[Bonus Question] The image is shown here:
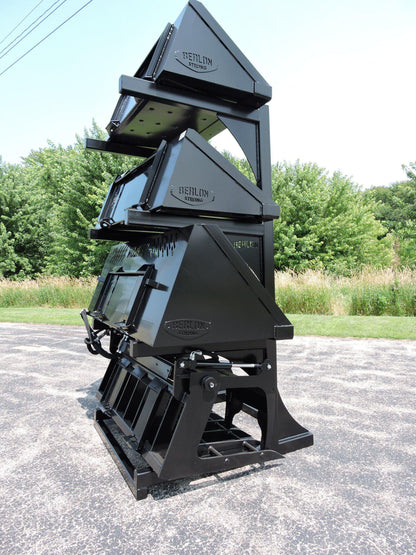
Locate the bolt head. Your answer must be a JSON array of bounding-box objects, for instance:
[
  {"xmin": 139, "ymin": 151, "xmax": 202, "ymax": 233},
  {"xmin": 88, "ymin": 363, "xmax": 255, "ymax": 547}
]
[
  {"xmin": 179, "ymin": 362, "xmax": 185, "ymax": 368},
  {"xmin": 202, "ymin": 376, "xmax": 217, "ymax": 391}
]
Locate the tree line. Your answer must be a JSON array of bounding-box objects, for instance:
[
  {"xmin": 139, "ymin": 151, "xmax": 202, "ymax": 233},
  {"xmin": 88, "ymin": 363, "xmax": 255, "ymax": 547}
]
[{"xmin": 1, "ymin": 122, "xmax": 415, "ymax": 279}]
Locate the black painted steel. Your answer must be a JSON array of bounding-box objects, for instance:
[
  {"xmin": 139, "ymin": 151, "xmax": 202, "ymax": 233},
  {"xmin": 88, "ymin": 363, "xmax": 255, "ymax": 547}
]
[
  {"xmin": 88, "ymin": 225, "xmax": 293, "ymax": 353},
  {"xmin": 96, "ymin": 129, "xmax": 278, "ymax": 225},
  {"xmin": 135, "ymin": 0, "xmax": 271, "ymax": 107},
  {"xmin": 91, "ymin": 76, "xmax": 273, "ymax": 191},
  {"xmin": 82, "ymin": 1, "xmax": 313, "ymax": 499}
]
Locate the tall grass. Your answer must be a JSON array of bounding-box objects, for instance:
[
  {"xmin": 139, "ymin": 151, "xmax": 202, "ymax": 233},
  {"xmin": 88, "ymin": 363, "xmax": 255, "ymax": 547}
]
[
  {"xmin": 275, "ymin": 268, "xmax": 416, "ymax": 316},
  {"xmin": 0, "ymin": 276, "xmax": 96, "ymax": 308},
  {"xmin": 1, "ymin": 270, "xmax": 415, "ymax": 317}
]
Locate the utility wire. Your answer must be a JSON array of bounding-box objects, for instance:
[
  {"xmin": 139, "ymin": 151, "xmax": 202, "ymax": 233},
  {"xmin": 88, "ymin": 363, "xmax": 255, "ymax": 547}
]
[
  {"xmin": 0, "ymin": 0, "xmax": 45, "ymax": 46},
  {"xmin": 0, "ymin": 0, "xmax": 61, "ymax": 56},
  {"xmin": 0, "ymin": 0, "xmax": 94, "ymax": 78},
  {"xmin": 0, "ymin": 0, "xmax": 68, "ymax": 60}
]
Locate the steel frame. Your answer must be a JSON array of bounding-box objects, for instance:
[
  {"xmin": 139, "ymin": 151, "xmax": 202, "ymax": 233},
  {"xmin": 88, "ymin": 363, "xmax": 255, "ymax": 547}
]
[{"xmin": 82, "ymin": 0, "xmax": 313, "ymax": 499}]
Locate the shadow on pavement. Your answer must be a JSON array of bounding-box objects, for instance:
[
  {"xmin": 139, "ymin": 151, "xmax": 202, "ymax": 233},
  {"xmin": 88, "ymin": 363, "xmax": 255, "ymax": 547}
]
[
  {"xmin": 76, "ymin": 379, "xmax": 101, "ymax": 419},
  {"xmin": 149, "ymin": 461, "xmax": 282, "ymax": 501}
]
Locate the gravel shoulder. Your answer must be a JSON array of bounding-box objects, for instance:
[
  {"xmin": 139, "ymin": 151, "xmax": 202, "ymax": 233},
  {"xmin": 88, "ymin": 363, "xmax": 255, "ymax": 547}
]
[{"xmin": 0, "ymin": 323, "xmax": 415, "ymax": 554}]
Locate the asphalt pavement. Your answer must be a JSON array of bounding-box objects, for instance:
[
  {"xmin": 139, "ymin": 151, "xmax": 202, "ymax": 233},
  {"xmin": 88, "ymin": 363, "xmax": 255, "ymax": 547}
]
[{"xmin": 0, "ymin": 322, "xmax": 415, "ymax": 554}]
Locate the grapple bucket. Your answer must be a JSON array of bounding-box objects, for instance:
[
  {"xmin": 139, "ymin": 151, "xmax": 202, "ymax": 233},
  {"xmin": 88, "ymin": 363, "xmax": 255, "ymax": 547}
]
[
  {"xmin": 135, "ymin": 0, "xmax": 271, "ymax": 108},
  {"xmin": 95, "ymin": 128, "xmax": 278, "ymax": 227},
  {"xmin": 88, "ymin": 224, "xmax": 292, "ymax": 354}
]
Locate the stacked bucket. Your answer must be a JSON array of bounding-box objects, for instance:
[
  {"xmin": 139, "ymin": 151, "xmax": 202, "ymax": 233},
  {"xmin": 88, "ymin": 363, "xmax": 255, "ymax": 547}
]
[{"xmin": 82, "ymin": 0, "xmax": 312, "ymax": 499}]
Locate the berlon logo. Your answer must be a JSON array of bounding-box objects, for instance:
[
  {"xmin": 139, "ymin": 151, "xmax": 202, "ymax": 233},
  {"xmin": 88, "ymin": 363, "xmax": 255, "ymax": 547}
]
[
  {"xmin": 164, "ymin": 319, "xmax": 212, "ymax": 339},
  {"xmin": 170, "ymin": 185, "xmax": 215, "ymax": 206},
  {"xmin": 174, "ymin": 50, "xmax": 218, "ymax": 73}
]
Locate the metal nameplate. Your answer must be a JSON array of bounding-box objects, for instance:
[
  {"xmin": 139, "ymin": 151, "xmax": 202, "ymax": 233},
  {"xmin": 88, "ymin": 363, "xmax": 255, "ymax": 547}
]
[
  {"xmin": 174, "ymin": 50, "xmax": 218, "ymax": 73},
  {"xmin": 163, "ymin": 319, "xmax": 212, "ymax": 339},
  {"xmin": 170, "ymin": 185, "xmax": 215, "ymax": 206}
]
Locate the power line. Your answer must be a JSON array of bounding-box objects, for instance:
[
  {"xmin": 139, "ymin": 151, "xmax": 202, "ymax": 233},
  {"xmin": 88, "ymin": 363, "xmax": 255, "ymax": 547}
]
[
  {"xmin": 0, "ymin": 0, "xmax": 45, "ymax": 46},
  {"xmin": 0, "ymin": 0, "xmax": 61, "ymax": 56},
  {"xmin": 0, "ymin": 0, "xmax": 68, "ymax": 60},
  {"xmin": 0, "ymin": 0, "xmax": 94, "ymax": 78}
]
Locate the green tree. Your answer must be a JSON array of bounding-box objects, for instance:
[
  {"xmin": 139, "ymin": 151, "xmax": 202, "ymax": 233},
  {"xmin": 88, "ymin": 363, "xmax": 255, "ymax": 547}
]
[
  {"xmin": 45, "ymin": 122, "xmax": 139, "ymax": 276},
  {"xmin": 21, "ymin": 122, "xmax": 140, "ymax": 277},
  {"xmin": 365, "ymin": 180, "xmax": 416, "ymax": 233},
  {"xmin": 0, "ymin": 163, "xmax": 51, "ymax": 278},
  {"xmin": 365, "ymin": 165, "xmax": 416, "ymax": 267},
  {"xmin": 0, "ymin": 122, "xmax": 140, "ymax": 279},
  {"xmin": 271, "ymin": 161, "xmax": 393, "ymax": 273},
  {"xmin": 0, "ymin": 222, "xmax": 17, "ymax": 276}
]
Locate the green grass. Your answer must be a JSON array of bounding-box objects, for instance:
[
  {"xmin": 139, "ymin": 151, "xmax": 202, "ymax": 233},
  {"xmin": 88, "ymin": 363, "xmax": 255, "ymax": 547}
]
[
  {"xmin": 2, "ymin": 271, "xmax": 415, "ymax": 316},
  {"xmin": 0, "ymin": 308, "xmax": 414, "ymax": 340},
  {"xmin": 0, "ymin": 277, "xmax": 95, "ymax": 308},
  {"xmin": 288, "ymin": 314, "xmax": 416, "ymax": 340},
  {"xmin": 275, "ymin": 268, "xmax": 416, "ymax": 317},
  {"xmin": 0, "ymin": 273, "xmax": 414, "ymax": 339},
  {"xmin": 0, "ymin": 308, "xmax": 83, "ymax": 326}
]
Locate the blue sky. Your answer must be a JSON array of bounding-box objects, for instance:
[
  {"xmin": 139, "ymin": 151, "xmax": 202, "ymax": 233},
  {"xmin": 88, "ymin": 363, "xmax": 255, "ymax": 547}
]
[{"xmin": 0, "ymin": 0, "xmax": 415, "ymax": 188}]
